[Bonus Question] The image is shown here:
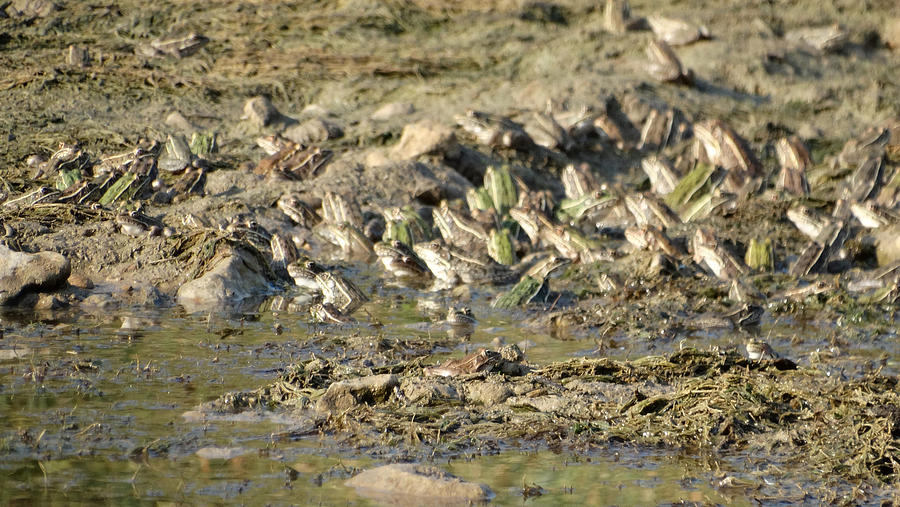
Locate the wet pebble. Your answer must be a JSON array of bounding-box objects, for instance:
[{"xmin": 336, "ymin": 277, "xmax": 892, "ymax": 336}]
[
  {"xmin": 195, "ymin": 447, "xmax": 250, "ymax": 461},
  {"xmin": 67, "ymin": 272, "xmax": 94, "ymax": 290}
]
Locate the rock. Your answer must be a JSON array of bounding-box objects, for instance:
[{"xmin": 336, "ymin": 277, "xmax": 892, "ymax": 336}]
[
  {"xmin": 165, "ymin": 111, "xmax": 197, "ymax": 134},
  {"xmin": 465, "ymin": 380, "xmax": 513, "ymax": 406},
  {"xmin": 0, "ymin": 347, "xmax": 31, "ymax": 361},
  {"xmin": 80, "ymin": 293, "xmax": 117, "ymax": 310},
  {"xmin": 0, "ymin": 245, "xmax": 70, "ymax": 305},
  {"xmin": 283, "ymin": 117, "xmax": 343, "ymax": 145},
  {"xmin": 401, "ymin": 379, "xmax": 461, "ymax": 405},
  {"xmin": 34, "ymin": 294, "xmax": 68, "ymax": 310},
  {"xmin": 874, "ymin": 225, "xmax": 900, "ymax": 266},
  {"xmin": 316, "ymin": 374, "xmax": 399, "ymax": 413},
  {"xmin": 300, "ymin": 104, "xmax": 330, "ymax": 117},
  {"xmin": 346, "ymin": 463, "xmax": 492, "ymax": 505},
  {"xmin": 507, "ymin": 394, "xmax": 569, "ymax": 413},
  {"xmin": 884, "ymin": 17, "xmax": 900, "ymax": 50},
  {"xmin": 241, "ymin": 96, "xmax": 295, "ymax": 128},
  {"xmin": 176, "ymin": 246, "xmax": 275, "ymax": 312},
  {"xmin": 195, "ymin": 447, "xmax": 249, "ymax": 460},
  {"xmin": 750, "ymin": 17, "xmax": 776, "ymax": 39},
  {"xmin": 371, "ymin": 102, "xmax": 415, "ymax": 121},
  {"xmin": 8, "ymin": 0, "xmax": 58, "ymax": 18},
  {"xmin": 67, "ymin": 272, "xmax": 94, "ymax": 289},
  {"xmin": 120, "ymin": 316, "xmax": 156, "ymax": 331},
  {"xmin": 363, "ymin": 148, "xmax": 392, "ymax": 168},
  {"xmin": 391, "ymin": 120, "xmax": 460, "ymax": 160}
]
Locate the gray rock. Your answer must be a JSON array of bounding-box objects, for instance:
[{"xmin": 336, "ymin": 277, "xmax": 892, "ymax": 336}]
[
  {"xmin": 464, "ymin": 380, "xmax": 513, "ymax": 406},
  {"xmin": 886, "ymin": 17, "xmax": 900, "ymax": 50},
  {"xmin": 176, "ymin": 246, "xmax": 274, "ymax": 312},
  {"xmin": 0, "ymin": 245, "xmax": 70, "ymax": 305},
  {"xmin": 316, "ymin": 374, "xmax": 399, "ymax": 413},
  {"xmin": 875, "ymin": 225, "xmax": 900, "ymax": 266},
  {"xmin": 34, "ymin": 294, "xmax": 68, "ymax": 310},
  {"xmin": 401, "ymin": 379, "xmax": 461, "ymax": 405},
  {"xmin": 391, "ymin": 120, "xmax": 460, "ymax": 160},
  {"xmin": 0, "ymin": 347, "xmax": 32, "ymax": 361},
  {"xmin": 195, "ymin": 447, "xmax": 249, "ymax": 460},
  {"xmin": 67, "ymin": 272, "xmax": 94, "ymax": 289},
  {"xmin": 165, "ymin": 111, "xmax": 198, "ymax": 134},
  {"xmin": 240, "ymin": 96, "xmax": 296, "ymax": 129},
  {"xmin": 283, "ymin": 117, "xmax": 343, "ymax": 145},
  {"xmin": 346, "ymin": 463, "xmax": 492, "ymax": 505},
  {"xmin": 507, "ymin": 394, "xmax": 569, "ymax": 413}
]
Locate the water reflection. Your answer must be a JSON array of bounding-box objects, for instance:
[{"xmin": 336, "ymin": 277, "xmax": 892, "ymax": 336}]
[{"xmin": 1, "ymin": 290, "xmax": 899, "ymax": 504}]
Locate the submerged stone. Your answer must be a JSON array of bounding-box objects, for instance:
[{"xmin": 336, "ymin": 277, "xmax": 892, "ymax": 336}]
[
  {"xmin": 195, "ymin": 447, "xmax": 249, "ymax": 460},
  {"xmin": 345, "ymin": 463, "xmax": 492, "ymax": 505}
]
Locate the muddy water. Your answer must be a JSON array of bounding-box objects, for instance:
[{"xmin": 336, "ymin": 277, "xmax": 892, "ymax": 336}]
[
  {"xmin": 0, "ymin": 281, "xmax": 893, "ymax": 505},
  {"xmin": 0, "ymin": 301, "xmax": 744, "ymax": 505}
]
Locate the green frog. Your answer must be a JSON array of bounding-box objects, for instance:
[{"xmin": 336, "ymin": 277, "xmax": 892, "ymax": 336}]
[
  {"xmin": 445, "ymin": 305, "xmax": 477, "ymax": 327},
  {"xmin": 413, "ymin": 240, "xmax": 517, "ymax": 286},
  {"xmin": 455, "ymin": 110, "xmax": 535, "ymax": 151},
  {"xmin": 315, "ymin": 271, "xmax": 369, "ymax": 314},
  {"xmin": 745, "ymin": 339, "xmax": 779, "ymax": 361},
  {"xmin": 277, "ymin": 193, "xmax": 322, "ymax": 228},
  {"xmin": 786, "ymin": 205, "xmax": 831, "ymax": 240},
  {"xmin": 315, "ymin": 222, "xmax": 374, "ymax": 262},
  {"xmin": 373, "ymin": 240, "xmax": 433, "ymax": 280},
  {"xmin": 145, "ymin": 32, "xmax": 209, "ymax": 58},
  {"xmin": 850, "ymin": 202, "xmax": 898, "ymax": 229},
  {"xmin": 287, "ymin": 259, "xmax": 327, "ymax": 290},
  {"xmin": 433, "ymin": 200, "xmax": 489, "ymax": 251},
  {"xmin": 116, "ymin": 210, "xmax": 165, "ymax": 237},
  {"xmin": 310, "ymin": 302, "xmax": 356, "ymax": 324},
  {"xmin": 691, "ymin": 228, "xmax": 748, "ymax": 281}
]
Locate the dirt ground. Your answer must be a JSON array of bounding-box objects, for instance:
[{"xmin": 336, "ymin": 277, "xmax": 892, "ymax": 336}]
[
  {"xmin": 2, "ymin": 0, "xmax": 899, "ymax": 289},
  {"xmin": 2, "ymin": 0, "xmax": 898, "ymax": 164}
]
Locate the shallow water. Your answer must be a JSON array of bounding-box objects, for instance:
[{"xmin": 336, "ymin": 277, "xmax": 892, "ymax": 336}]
[{"xmin": 0, "ymin": 285, "xmax": 896, "ymax": 504}]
